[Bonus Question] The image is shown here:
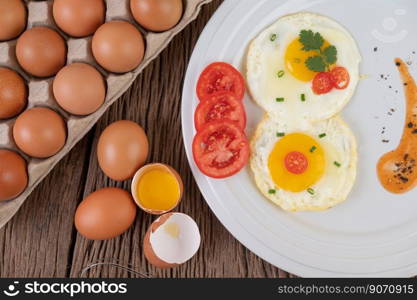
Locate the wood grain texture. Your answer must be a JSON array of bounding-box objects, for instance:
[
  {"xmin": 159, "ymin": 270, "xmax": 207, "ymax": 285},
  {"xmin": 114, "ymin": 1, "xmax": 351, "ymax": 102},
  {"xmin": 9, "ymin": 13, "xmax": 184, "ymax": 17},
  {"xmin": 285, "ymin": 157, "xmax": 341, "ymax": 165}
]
[{"xmin": 0, "ymin": 0, "xmax": 293, "ymax": 278}]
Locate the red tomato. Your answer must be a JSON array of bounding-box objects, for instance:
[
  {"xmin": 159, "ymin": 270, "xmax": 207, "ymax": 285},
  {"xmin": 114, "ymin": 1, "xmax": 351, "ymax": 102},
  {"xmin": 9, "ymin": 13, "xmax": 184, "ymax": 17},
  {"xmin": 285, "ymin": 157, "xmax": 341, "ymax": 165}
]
[
  {"xmin": 330, "ymin": 66, "xmax": 350, "ymax": 89},
  {"xmin": 196, "ymin": 62, "xmax": 245, "ymax": 101},
  {"xmin": 284, "ymin": 151, "xmax": 308, "ymax": 174},
  {"xmin": 192, "ymin": 121, "xmax": 249, "ymax": 178},
  {"xmin": 194, "ymin": 93, "xmax": 246, "ymax": 132},
  {"xmin": 312, "ymin": 72, "xmax": 333, "ymax": 95}
]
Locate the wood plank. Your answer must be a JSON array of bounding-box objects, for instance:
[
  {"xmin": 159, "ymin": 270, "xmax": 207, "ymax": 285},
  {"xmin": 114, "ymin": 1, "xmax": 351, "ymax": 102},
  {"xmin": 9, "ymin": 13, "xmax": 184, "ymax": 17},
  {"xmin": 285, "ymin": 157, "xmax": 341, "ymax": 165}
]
[
  {"xmin": 69, "ymin": 0, "xmax": 288, "ymax": 278},
  {"xmin": 0, "ymin": 134, "xmax": 93, "ymax": 277}
]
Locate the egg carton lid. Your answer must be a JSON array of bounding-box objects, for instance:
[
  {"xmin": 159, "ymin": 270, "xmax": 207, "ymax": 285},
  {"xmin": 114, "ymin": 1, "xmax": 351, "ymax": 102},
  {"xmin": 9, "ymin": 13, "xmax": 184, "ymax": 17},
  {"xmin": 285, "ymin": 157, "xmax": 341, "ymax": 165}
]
[{"xmin": 0, "ymin": 0, "xmax": 212, "ymax": 229}]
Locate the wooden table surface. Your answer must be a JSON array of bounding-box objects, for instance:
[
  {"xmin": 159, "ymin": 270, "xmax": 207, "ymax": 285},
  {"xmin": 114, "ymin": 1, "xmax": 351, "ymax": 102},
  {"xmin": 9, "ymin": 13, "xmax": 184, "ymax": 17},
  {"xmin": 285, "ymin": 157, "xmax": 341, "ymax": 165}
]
[{"xmin": 0, "ymin": 0, "xmax": 294, "ymax": 278}]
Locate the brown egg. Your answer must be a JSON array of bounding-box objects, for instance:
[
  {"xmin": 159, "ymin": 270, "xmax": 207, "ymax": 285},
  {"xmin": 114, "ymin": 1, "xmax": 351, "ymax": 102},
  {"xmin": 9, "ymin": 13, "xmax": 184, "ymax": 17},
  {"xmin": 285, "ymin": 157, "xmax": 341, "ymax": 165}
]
[
  {"xmin": 16, "ymin": 27, "xmax": 67, "ymax": 77},
  {"xmin": 0, "ymin": 68, "xmax": 27, "ymax": 119},
  {"xmin": 0, "ymin": 0, "xmax": 27, "ymax": 41},
  {"xmin": 97, "ymin": 120, "xmax": 148, "ymax": 181},
  {"xmin": 0, "ymin": 149, "xmax": 28, "ymax": 201},
  {"xmin": 53, "ymin": 63, "xmax": 106, "ymax": 115},
  {"xmin": 13, "ymin": 107, "xmax": 67, "ymax": 158},
  {"xmin": 92, "ymin": 21, "xmax": 145, "ymax": 73},
  {"xmin": 53, "ymin": 0, "xmax": 105, "ymax": 38},
  {"xmin": 74, "ymin": 187, "xmax": 137, "ymax": 240},
  {"xmin": 130, "ymin": 0, "xmax": 183, "ymax": 32}
]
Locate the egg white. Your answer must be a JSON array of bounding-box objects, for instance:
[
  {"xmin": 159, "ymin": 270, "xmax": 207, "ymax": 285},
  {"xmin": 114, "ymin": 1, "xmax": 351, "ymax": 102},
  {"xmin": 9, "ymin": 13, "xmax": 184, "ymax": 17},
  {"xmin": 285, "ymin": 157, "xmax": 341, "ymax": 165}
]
[
  {"xmin": 250, "ymin": 115, "xmax": 357, "ymax": 211},
  {"xmin": 246, "ymin": 12, "xmax": 361, "ymax": 122}
]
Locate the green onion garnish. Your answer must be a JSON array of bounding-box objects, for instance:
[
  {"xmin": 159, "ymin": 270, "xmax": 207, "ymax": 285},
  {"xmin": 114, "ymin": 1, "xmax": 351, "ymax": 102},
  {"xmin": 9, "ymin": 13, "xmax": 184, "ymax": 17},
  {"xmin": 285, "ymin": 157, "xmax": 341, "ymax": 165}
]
[
  {"xmin": 301, "ymin": 94, "xmax": 306, "ymax": 102},
  {"xmin": 277, "ymin": 70, "xmax": 285, "ymax": 78},
  {"xmin": 270, "ymin": 34, "xmax": 277, "ymax": 41},
  {"xmin": 276, "ymin": 132, "xmax": 285, "ymax": 137},
  {"xmin": 307, "ymin": 188, "xmax": 315, "ymax": 195},
  {"xmin": 268, "ymin": 189, "xmax": 276, "ymax": 194},
  {"xmin": 276, "ymin": 97, "xmax": 285, "ymax": 102},
  {"xmin": 310, "ymin": 146, "xmax": 317, "ymax": 153},
  {"xmin": 318, "ymin": 133, "xmax": 326, "ymax": 138},
  {"xmin": 334, "ymin": 161, "xmax": 341, "ymax": 167}
]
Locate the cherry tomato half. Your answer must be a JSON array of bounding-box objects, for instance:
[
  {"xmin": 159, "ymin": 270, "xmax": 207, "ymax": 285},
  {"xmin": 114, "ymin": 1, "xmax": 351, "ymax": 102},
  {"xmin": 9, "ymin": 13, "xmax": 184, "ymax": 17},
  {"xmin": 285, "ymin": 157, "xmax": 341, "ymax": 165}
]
[
  {"xmin": 192, "ymin": 121, "xmax": 249, "ymax": 178},
  {"xmin": 330, "ymin": 66, "xmax": 350, "ymax": 89},
  {"xmin": 284, "ymin": 151, "xmax": 308, "ymax": 174},
  {"xmin": 196, "ymin": 62, "xmax": 245, "ymax": 102},
  {"xmin": 312, "ymin": 72, "xmax": 333, "ymax": 95},
  {"xmin": 194, "ymin": 93, "xmax": 246, "ymax": 132}
]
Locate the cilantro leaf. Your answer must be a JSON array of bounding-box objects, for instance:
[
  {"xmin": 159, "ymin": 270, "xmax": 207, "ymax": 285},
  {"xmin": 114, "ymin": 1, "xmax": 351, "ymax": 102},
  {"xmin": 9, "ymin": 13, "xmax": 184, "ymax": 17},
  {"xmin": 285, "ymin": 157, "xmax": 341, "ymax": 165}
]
[
  {"xmin": 323, "ymin": 45, "xmax": 337, "ymax": 64},
  {"xmin": 305, "ymin": 56, "xmax": 326, "ymax": 72},
  {"xmin": 299, "ymin": 29, "xmax": 324, "ymax": 51}
]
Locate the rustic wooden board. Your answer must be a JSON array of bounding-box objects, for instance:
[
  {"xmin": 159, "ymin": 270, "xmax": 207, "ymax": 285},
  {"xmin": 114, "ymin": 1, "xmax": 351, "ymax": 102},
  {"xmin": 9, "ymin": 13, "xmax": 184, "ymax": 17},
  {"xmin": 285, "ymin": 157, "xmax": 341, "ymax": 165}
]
[{"xmin": 0, "ymin": 0, "xmax": 294, "ymax": 278}]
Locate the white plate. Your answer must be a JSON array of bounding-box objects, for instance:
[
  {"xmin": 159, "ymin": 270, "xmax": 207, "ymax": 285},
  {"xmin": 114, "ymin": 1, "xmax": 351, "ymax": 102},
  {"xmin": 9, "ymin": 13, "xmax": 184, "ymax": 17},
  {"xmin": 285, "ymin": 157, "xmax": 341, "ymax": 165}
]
[{"xmin": 181, "ymin": 0, "xmax": 417, "ymax": 277}]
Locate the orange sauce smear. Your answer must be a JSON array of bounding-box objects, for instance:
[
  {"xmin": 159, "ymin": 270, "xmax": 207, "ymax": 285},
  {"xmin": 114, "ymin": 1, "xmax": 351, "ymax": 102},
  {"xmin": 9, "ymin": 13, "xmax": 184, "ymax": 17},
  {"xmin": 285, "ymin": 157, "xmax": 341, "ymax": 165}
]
[{"xmin": 377, "ymin": 58, "xmax": 417, "ymax": 193}]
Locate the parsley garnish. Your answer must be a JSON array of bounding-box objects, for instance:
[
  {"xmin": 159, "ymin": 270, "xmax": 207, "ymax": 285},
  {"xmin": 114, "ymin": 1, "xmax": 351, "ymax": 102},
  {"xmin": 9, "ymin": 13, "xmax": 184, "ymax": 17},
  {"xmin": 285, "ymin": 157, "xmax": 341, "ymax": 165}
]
[
  {"xmin": 276, "ymin": 132, "xmax": 285, "ymax": 137},
  {"xmin": 299, "ymin": 30, "xmax": 337, "ymax": 72},
  {"xmin": 310, "ymin": 145, "xmax": 317, "ymax": 153}
]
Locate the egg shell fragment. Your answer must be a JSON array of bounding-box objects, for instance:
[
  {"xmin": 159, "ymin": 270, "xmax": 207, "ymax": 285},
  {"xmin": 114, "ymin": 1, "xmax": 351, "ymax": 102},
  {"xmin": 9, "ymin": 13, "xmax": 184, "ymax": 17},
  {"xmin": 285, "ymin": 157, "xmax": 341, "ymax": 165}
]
[
  {"xmin": 144, "ymin": 212, "xmax": 201, "ymax": 268},
  {"xmin": 75, "ymin": 187, "xmax": 137, "ymax": 240},
  {"xmin": 131, "ymin": 163, "xmax": 183, "ymax": 215}
]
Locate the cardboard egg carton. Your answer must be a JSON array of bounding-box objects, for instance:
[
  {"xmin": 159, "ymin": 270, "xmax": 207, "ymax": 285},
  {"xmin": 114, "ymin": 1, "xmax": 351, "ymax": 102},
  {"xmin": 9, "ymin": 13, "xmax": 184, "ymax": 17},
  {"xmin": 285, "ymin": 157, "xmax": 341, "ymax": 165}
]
[{"xmin": 0, "ymin": 0, "xmax": 211, "ymax": 228}]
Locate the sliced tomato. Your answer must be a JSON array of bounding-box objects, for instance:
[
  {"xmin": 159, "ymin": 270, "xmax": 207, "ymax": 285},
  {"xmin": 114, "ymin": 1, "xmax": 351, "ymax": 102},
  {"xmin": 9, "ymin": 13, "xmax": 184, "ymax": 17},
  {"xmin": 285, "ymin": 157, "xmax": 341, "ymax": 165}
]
[
  {"xmin": 330, "ymin": 66, "xmax": 350, "ymax": 89},
  {"xmin": 284, "ymin": 151, "xmax": 308, "ymax": 174},
  {"xmin": 196, "ymin": 62, "xmax": 245, "ymax": 102},
  {"xmin": 312, "ymin": 72, "xmax": 333, "ymax": 95},
  {"xmin": 194, "ymin": 93, "xmax": 246, "ymax": 132},
  {"xmin": 192, "ymin": 121, "xmax": 249, "ymax": 178}
]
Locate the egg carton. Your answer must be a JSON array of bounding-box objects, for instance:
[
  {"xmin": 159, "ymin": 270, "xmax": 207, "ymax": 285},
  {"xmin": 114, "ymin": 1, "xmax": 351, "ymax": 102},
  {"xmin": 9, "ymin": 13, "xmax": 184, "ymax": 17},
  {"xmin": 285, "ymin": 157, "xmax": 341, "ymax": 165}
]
[{"xmin": 0, "ymin": 0, "xmax": 212, "ymax": 229}]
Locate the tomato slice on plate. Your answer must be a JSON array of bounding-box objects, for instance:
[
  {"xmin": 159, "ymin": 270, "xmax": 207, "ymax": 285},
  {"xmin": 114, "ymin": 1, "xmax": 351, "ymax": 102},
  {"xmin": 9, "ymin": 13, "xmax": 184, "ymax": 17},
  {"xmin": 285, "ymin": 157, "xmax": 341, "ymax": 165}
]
[
  {"xmin": 196, "ymin": 62, "xmax": 245, "ymax": 101},
  {"xmin": 284, "ymin": 151, "xmax": 308, "ymax": 174},
  {"xmin": 330, "ymin": 66, "xmax": 350, "ymax": 89},
  {"xmin": 192, "ymin": 121, "xmax": 249, "ymax": 178},
  {"xmin": 312, "ymin": 72, "xmax": 333, "ymax": 95},
  {"xmin": 194, "ymin": 93, "xmax": 246, "ymax": 131}
]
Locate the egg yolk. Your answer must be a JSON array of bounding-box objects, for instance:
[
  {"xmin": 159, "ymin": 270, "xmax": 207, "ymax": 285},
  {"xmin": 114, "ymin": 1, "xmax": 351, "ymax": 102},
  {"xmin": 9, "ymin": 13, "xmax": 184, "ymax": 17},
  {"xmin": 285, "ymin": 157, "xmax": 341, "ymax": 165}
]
[
  {"xmin": 137, "ymin": 169, "xmax": 180, "ymax": 211},
  {"xmin": 268, "ymin": 133, "xmax": 325, "ymax": 192},
  {"xmin": 284, "ymin": 38, "xmax": 331, "ymax": 82}
]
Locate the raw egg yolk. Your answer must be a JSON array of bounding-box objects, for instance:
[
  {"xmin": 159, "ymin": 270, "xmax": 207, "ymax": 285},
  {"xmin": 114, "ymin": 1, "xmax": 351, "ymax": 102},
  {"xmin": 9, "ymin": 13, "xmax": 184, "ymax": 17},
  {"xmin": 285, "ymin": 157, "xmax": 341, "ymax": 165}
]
[
  {"xmin": 284, "ymin": 38, "xmax": 331, "ymax": 82},
  {"xmin": 268, "ymin": 133, "xmax": 325, "ymax": 192},
  {"xmin": 138, "ymin": 169, "xmax": 180, "ymax": 211}
]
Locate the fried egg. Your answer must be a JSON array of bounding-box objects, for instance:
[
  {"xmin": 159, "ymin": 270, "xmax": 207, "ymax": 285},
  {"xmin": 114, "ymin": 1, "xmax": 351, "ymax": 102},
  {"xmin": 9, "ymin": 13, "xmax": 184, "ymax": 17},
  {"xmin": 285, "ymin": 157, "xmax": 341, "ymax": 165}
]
[
  {"xmin": 246, "ymin": 12, "xmax": 361, "ymax": 121},
  {"xmin": 250, "ymin": 115, "xmax": 357, "ymax": 211}
]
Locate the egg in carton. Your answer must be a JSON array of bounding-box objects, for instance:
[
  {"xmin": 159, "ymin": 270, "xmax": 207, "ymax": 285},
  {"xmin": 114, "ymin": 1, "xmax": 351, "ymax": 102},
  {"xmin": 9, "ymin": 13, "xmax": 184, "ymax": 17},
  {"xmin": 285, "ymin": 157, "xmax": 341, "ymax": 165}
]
[{"xmin": 0, "ymin": 0, "xmax": 211, "ymax": 228}]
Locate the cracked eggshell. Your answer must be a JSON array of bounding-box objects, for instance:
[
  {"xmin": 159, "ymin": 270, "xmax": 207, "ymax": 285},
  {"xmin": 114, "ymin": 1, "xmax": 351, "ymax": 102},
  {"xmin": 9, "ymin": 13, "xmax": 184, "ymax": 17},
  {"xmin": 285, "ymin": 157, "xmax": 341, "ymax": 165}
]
[
  {"xmin": 131, "ymin": 163, "xmax": 183, "ymax": 215},
  {"xmin": 144, "ymin": 212, "xmax": 201, "ymax": 268}
]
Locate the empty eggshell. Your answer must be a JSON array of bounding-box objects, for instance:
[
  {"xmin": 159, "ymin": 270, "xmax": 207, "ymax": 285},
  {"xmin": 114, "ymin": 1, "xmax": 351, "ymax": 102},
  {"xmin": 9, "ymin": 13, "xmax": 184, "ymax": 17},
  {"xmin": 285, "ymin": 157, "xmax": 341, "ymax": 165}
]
[
  {"xmin": 130, "ymin": 0, "xmax": 183, "ymax": 32},
  {"xmin": 92, "ymin": 21, "xmax": 145, "ymax": 73},
  {"xmin": 0, "ymin": 0, "xmax": 27, "ymax": 41},
  {"xmin": 131, "ymin": 163, "xmax": 183, "ymax": 215},
  {"xmin": 0, "ymin": 67, "xmax": 27, "ymax": 119},
  {"xmin": 97, "ymin": 120, "xmax": 149, "ymax": 181},
  {"xmin": 16, "ymin": 27, "xmax": 67, "ymax": 77},
  {"xmin": 53, "ymin": 0, "xmax": 106, "ymax": 37},
  {"xmin": 0, "ymin": 149, "xmax": 28, "ymax": 201},
  {"xmin": 75, "ymin": 187, "xmax": 137, "ymax": 240},
  {"xmin": 144, "ymin": 212, "xmax": 201, "ymax": 268},
  {"xmin": 13, "ymin": 107, "xmax": 67, "ymax": 158},
  {"xmin": 53, "ymin": 63, "xmax": 106, "ymax": 115}
]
